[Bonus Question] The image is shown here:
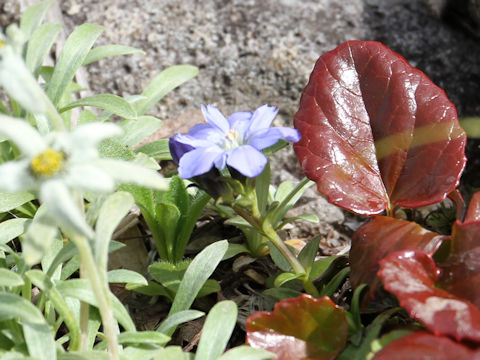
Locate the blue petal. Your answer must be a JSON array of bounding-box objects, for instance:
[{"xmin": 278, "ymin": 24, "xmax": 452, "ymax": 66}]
[
  {"xmin": 228, "ymin": 111, "xmax": 252, "ymax": 139},
  {"xmin": 173, "ymin": 133, "xmax": 213, "ymax": 148},
  {"xmin": 201, "ymin": 104, "xmax": 229, "ymax": 134},
  {"xmin": 169, "ymin": 137, "xmax": 194, "ymax": 164},
  {"xmin": 226, "ymin": 145, "xmax": 267, "ymax": 177},
  {"xmin": 248, "ymin": 127, "xmax": 301, "ymax": 150},
  {"xmin": 178, "ymin": 145, "xmax": 224, "ymax": 178},
  {"xmin": 245, "ymin": 105, "xmax": 279, "ymax": 138},
  {"xmin": 188, "ymin": 123, "xmax": 225, "ymax": 144},
  {"xmin": 214, "ymin": 151, "xmax": 228, "ymax": 170}
]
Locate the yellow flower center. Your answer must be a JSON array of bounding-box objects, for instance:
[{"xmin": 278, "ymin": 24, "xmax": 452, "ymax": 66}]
[
  {"xmin": 0, "ymin": 40, "xmax": 5, "ymax": 48},
  {"xmin": 30, "ymin": 148, "xmax": 64, "ymax": 177},
  {"xmin": 226, "ymin": 128, "xmax": 239, "ymax": 142}
]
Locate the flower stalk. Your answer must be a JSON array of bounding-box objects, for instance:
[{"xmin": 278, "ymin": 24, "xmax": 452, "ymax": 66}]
[
  {"xmin": 260, "ymin": 212, "xmax": 320, "ymax": 297},
  {"xmin": 232, "ymin": 183, "xmax": 320, "ymax": 297},
  {"xmin": 70, "ymin": 232, "xmax": 119, "ymax": 360}
]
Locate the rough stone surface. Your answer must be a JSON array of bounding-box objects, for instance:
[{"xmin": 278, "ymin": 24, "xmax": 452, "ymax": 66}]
[
  {"xmin": 55, "ymin": 0, "xmax": 365, "ymax": 120},
  {"xmin": 2, "ymin": 0, "xmax": 480, "ymax": 243}
]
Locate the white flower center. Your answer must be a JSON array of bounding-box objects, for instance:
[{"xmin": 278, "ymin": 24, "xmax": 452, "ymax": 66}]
[{"xmin": 223, "ymin": 128, "xmax": 242, "ymax": 149}]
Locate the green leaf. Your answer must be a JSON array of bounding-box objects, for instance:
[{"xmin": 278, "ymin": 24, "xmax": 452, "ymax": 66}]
[
  {"xmin": 60, "ymin": 94, "xmax": 137, "ymax": 119},
  {"xmin": 157, "ymin": 310, "xmax": 205, "ymax": 334},
  {"xmin": 23, "ymin": 205, "xmax": 59, "ymax": 266},
  {"xmin": 174, "ymin": 193, "xmax": 210, "ymax": 263},
  {"xmin": 369, "ymin": 329, "xmax": 415, "ymax": 356},
  {"xmin": 61, "ymin": 255, "xmax": 80, "ymax": 280},
  {"xmin": 95, "ymin": 191, "xmax": 134, "ymax": 270},
  {"xmin": 20, "ymin": 0, "xmax": 54, "ymax": 39},
  {"xmin": 0, "ymin": 269, "xmax": 24, "ymax": 287},
  {"xmin": 39, "ymin": 66, "xmax": 54, "ymax": 82},
  {"xmin": 166, "ymin": 176, "xmax": 189, "ymax": 215},
  {"xmin": 219, "ymin": 346, "xmax": 275, "ymax": 360},
  {"xmin": 117, "ymin": 116, "xmax": 163, "ymax": 147},
  {"xmin": 118, "ymin": 331, "xmax": 170, "ymax": 346},
  {"xmin": 98, "ymin": 138, "xmax": 135, "ymax": 161},
  {"xmin": 168, "ymin": 240, "xmax": 228, "ymax": 324},
  {"xmin": 298, "ymin": 236, "xmax": 320, "ymax": 272},
  {"xmin": 337, "ymin": 308, "xmax": 401, "ymax": 360},
  {"xmin": 83, "ymin": 45, "xmax": 144, "ymax": 65},
  {"xmin": 0, "ymin": 352, "xmax": 35, "ymax": 360},
  {"xmin": 268, "ymin": 177, "xmax": 314, "ymax": 227},
  {"xmin": 273, "ymin": 181, "xmax": 293, "ymax": 202},
  {"xmin": 267, "ymin": 243, "xmax": 293, "ymax": 272},
  {"xmin": 155, "ymin": 203, "xmax": 181, "ymax": 261},
  {"xmin": 23, "ymin": 322, "xmax": 56, "ymax": 360},
  {"xmin": 280, "ymin": 213, "xmax": 319, "ymax": 227},
  {"xmin": 0, "ymin": 293, "xmax": 55, "ymax": 360},
  {"xmin": 53, "ymin": 240, "xmax": 125, "ymax": 279},
  {"xmin": 224, "ymin": 216, "xmax": 253, "ymax": 229},
  {"xmin": 0, "ymin": 292, "xmax": 44, "ymax": 323},
  {"xmin": 47, "ymin": 23, "xmax": 105, "ymax": 105},
  {"xmin": 197, "ymin": 279, "xmax": 221, "ymax": 298},
  {"xmin": 126, "ymin": 280, "xmax": 172, "ymax": 300},
  {"xmin": 135, "ymin": 65, "xmax": 199, "ymax": 115},
  {"xmin": 0, "ymin": 100, "xmax": 11, "ymax": 115},
  {"xmin": 262, "ymin": 288, "xmax": 303, "ymax": 301},
  {"xmin": 349, "ymin": 284, "xmax": 367, "ymax": 334},
  {"xmin": 107, "ymin": 269, "xmax": 147, "ymax": 285},
  {"xmin": 273, "ymin": 272, "xmax": 304, "ymax": 288},
  {"xmin": 58, "ymin": 351, "xmax": 109, "ymax": 360},
  {"xmin": 255, "ymin": 163, "xmax": 271, "ymax": 215},
  {"xmin": 95, "ymin": 331, "xmax": 170, "ymax": 350},
  {"xmin": 56, "ymin": 279, "xmax": 135, "ymax": 331},
  {"xmin": 26, "ymin": 23, "xmax": 62, "ymax": 77},
  {"xmin": 151, "ymin": 346, "xmax": 192, "ymax": 360},
  {"xmin": 149, "ymin": 260, "xmax": 219, "ymax": 298},
  {"xmin": 41, "ymin": 237, "xmax": 63, "ymax": 277},
  {"xmin": 309, "ymin": 255, "xmax": 343, "ymax": 281},
  {"xmin": 149, "ymin": 260, "xmax": 190, "ymax": 287},
  {"xmin": 26, "ymin": 269, "xmax": 81, "ymax": 351},
  {"xmin": 261, "ymin": 139, "xmax": 289, "ymax": 156},
  {"xmin": 135, "ymin": 139, "xmax": 172, "ymax": 161},
  {"xmin": 0, "ymin": 192, "xmax": 35, "ymax": 212},
  {"xmin": 195, "ymin": 301, "xmax": 237, "ymax": 360},
  {"xmin": 122, "ymin": 185, "xmax": 154, "ymax": 215},
  {"xmin": 319, "ymin": 267, "xmax": 350, "ymax": 297},
  {"xmin": 78, "ymin": 109, "xmax": 98, "ymax": 124},
  {"xmin": 86, "ymin": 308, "xmax": 102, "ymax": 350},
  {"xmin": 223, "ymin": 243, "xmax": 250, "ymax": 260},
  {"xmin": 46, "ymin": 242, "xmax": 76, "ymax": 277},
  {"xmin": 0, "ymin": 218, "xmax": 30, "ymax": 245}
]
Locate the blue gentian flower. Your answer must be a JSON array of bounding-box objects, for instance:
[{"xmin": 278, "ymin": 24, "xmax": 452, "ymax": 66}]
[{"xmin": 169, "ymin": 104, "xmax": 301, "ymax": 178}]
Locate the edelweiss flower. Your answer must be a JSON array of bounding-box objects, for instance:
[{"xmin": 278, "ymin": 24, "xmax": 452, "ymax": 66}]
[
  {"xmin": 0, "ymin": 116, "xmax": 166, "ymax": 237},
  {"xmin": 169, "ymin": 104, "xmax": 300, "ymax": 178}
]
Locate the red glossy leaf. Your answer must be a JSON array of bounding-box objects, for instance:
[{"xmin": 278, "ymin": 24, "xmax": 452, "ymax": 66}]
[
  {"xmin": 350, "ymin": 216, "xmax": 445, "ymax": 301},
  {"xmin": 378, "ymin": 249, "xmax": 480, "ymax": 342},
  {"xmin": 438, "ymin": 192, "xmax": 480, "ymax": 307},
  {"xmin": 294, "ymin": 40, "xmax": 466, "ymax": 215},
  {"xmin": 373, "ymin": 332, "xmax": 480, "ymax": 360},
  {"xmin": 464, "ymin": 191, "xmax": 480, "ymax": 222},
  {"xmin": 246, "ymin": 295, "xmax": 347, "ymax": 360}
]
